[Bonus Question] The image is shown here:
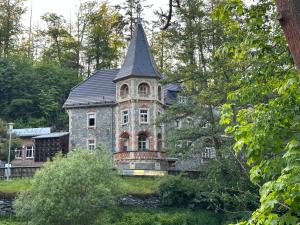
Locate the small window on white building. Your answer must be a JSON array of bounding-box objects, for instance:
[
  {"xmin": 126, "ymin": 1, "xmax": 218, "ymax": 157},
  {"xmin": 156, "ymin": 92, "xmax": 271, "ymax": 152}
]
[
  {"xmin": 139, "ymin": 109, "xmax": 149, "ymax": 124},
  {"xmin": 26, "ymin": 146, "xmax": 34, "ymax": 159},
  {"xmin": 87, "ymin": 113, "xmax": 96, "ymax": 128},
  {"xmin": 88, "ymin": 139, "xmax": 96, "ymax": 151},
  {"xmin": 202, "ymin": 147, "xmax": 216, "ymax": 159},
  {"xmin": 15, "ymin": 148, "xmax": 22, "ymax": 159},
  {"xmin": 178, "ymin": 95, "xmax": 187, "ymax": 104},
  {"xmin": 122, "ymin": 110, "xmax": 129, "ymax": 125}
]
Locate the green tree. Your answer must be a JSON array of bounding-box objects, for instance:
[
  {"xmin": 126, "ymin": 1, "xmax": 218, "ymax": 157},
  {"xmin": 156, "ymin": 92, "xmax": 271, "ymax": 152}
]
[
  {"xmin": 40, "ymin": 13, "xmax": 78, "ymax": 69},
  {"xmin": 0, "ymin": 0, "xmax": 26, "ymax": 58},
  {"xmin": 15, "ymin": 149, "xmax": 121, "ymax": 225},
  {"xmin": 215, "ymin": 0, "xmax": 300, "ymax": 223},
  {"xmin": 85, "ymin": 3, "xmax": 125, "ymax": 72}
]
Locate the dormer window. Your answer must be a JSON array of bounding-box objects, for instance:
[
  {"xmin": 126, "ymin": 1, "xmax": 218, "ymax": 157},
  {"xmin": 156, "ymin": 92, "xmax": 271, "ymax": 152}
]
[
  {"xmin": 138, "ymin": 83, "xmax": 150, "ymax": 97},
  {"xmin": 120, "ymin": 84, "xmax": 129, "ymax": 98}
]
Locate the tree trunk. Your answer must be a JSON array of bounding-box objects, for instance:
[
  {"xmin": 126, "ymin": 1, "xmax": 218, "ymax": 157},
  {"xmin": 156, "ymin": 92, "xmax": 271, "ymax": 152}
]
[{"xmin": 276, "ymin": 0, "xmax": 300, "ymax": 73}]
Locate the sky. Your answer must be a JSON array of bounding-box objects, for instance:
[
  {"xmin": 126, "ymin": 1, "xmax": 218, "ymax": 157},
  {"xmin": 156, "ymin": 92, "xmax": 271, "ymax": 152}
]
[{"xmin": 22, "ymin": 0, "xmax": 168, "ymax": 28}]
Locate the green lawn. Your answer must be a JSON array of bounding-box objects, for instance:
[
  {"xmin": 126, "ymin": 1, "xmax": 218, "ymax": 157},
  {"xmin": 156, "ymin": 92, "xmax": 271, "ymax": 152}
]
[
  {"xmin": 0, "ymin": 178, "xmax": 32, "ymax": 195},
  {"xmin": 120, "ymin": 176, "xmax": 160, "ymax": 195},
  {"xmin": 0, "ymin": 177, "xmax": 159, "ymax": 196}
]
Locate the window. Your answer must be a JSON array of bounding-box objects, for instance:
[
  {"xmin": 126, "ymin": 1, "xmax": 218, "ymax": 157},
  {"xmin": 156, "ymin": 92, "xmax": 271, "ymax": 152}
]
[
  {"xmin": 15, "ymin": 148, "xmax": 22, "ymax": 159},
  {"xmin": 139, "ymin": 109, "xmax": 149, "ymax": 124},
  {"xmin": 88, "ymin": 113, "xmax": 96, "ymax": 128},
  {"xmin": 178, "ymin": 95, "xmax": 187, "ymax": 104},
  {"xmin": 26, "ymin": 146, "xmax": 34, "ymax": 159},
  {"xmin": 88, "ymin": 139, "xmax": 96, "ymax": 150},
  {"xmin": 175, "ymin": 119, "xmax": 182, "ymax": 128},
  {"xmin": 120, "ymin": 133, "xmax": 129, "ymax": 152},
  {"xmin": 202, "ymin": 121, "xmax": 211, "ymax": 128},
  {"xmin": 122, "ymin": 110, "xmax": 129, "ymax": 125},
  {"xmin": 157, "ymin": 134, "xmax": 162, "ymax": 151},
  {"xmin": 120, "ymin": 84, "xmax": 129, "ymax": 98},
  {"xmin": 138, "ymin": 83, "xmax": 150, "ymax": 97},
  {"xmin": 158, "ymin": 86, "xmax": 162, "ymax": 101},
  {"xmin": 138, "ymin": 134, "xmax": 148, "ymax": 151},
  {"xmin": 202, "ymin": 147, "xmax": 216, "ymax": 159}
]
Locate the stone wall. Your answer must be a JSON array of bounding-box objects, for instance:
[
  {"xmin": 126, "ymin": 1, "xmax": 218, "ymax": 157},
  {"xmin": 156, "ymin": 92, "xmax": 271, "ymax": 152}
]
[{"xmin": 67, "ymin": 106, "xmax": 115, "ymax": 151}]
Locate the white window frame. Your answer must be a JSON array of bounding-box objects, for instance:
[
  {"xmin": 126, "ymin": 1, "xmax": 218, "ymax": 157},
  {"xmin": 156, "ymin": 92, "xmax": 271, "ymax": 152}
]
[
  {"xmin": 123, "ymin": 138, "xmax": 129, "ymax": 151},
  {"xmin": 202, "ymin": 147, "xmax": 216, "ymax": 159},
  {"xmin": 202, "ymin": 121, "xmax": 211, "ymax": 128},
  {"xmin": 87, "ymin": 113, "xmax": 96, "ymax": 128},
  {"xmin": 139, "ymin": 108, "xmax": 149, "ymax": 124},
  {"xmin": 178, "ymin": 95, "xmax": 187, "ymax": 104},
  {"xmin": 25, "ymin": 146, "xmax": 34, "ymax": 159},
  {"xmin": 87, "ymin": 139, "xmax": 96, "ymax": 151},
  {"xmin": 121, "ymin": 110, "xmax": 129, "ymax": 125},
  {"xmin": 15, "ymin": 148, "xmax": 22, "ymax": 159},
  {"xmin": 138, "ymin": 136, "xmax": 148, "ymax": 151}
]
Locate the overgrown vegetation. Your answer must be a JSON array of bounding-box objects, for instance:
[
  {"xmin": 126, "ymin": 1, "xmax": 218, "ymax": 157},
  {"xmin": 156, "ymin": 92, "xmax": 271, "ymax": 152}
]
[{"xmin": 14, "ymin": 150, "xmax": 121, "ymax": 225}]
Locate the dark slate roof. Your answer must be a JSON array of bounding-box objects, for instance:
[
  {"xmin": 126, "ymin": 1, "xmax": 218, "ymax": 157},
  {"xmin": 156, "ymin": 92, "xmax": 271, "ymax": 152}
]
[
  {"xmin": 12, "ymin": 127, "xmax": 51, "ymax": 137},
  {"xmin": 164, "ymin": 83, "xmax": 182, "ymax": 105},
  {"xmin": 113, "ymin": 22, "xmax": 162, "ymax": 82},
  {"xmin": 33, "ymin": 132, "xmax": 69, "ymax": 139},
  {"xmin": 63, "ymin": 69, "xmax": 119, "ymax": 108}
]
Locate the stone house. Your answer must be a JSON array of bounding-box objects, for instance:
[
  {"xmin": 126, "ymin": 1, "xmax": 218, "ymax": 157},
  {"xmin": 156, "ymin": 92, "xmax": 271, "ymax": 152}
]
[{"xmin": 63, "ymin": 21, "xmax": 181, "ymax": 174}]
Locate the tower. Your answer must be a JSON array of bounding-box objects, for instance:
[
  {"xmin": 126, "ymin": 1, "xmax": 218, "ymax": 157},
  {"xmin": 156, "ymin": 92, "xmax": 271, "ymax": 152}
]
[{"xmin": 113, "ymin": 21, "xmax": 166, "ymax": 173}]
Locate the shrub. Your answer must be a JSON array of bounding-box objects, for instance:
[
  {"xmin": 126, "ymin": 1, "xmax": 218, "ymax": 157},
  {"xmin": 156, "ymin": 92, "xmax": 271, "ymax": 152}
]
[
  {"xmin": 15, "ymin": 149, "xmax": 121, "ymax": 225},
  {"xmin": 156, "ymin": 175, "xmax": 198, "ymax": 207}
]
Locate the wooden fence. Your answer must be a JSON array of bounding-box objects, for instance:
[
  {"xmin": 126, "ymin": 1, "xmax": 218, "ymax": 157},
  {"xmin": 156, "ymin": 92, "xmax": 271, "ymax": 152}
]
[{"xmin": 0, "ymin": 166, "xmax": 41, "ymax": 179}]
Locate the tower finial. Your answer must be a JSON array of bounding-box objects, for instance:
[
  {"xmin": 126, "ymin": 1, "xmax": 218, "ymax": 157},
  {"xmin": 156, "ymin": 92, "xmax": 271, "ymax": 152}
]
[{"xmin": 137, "ymin": 3, "xmax": 141, "ymax": 23}]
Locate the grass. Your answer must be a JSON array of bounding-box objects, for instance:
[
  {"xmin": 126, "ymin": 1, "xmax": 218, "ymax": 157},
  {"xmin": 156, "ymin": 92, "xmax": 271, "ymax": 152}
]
[
  {"xmin": 120, "ymin": 176, "xmax": 160, "ymax": 195},
  {"xmin": 0, "ymin": 177, "xmax": 159, "ymax": 196},
  {"xmin": 0, "ymin": 178, "xmax": 32, "ymax": 195},
  {"xmin": 0, "ymin": 215, "xmax": 23, "ymax": 225}
]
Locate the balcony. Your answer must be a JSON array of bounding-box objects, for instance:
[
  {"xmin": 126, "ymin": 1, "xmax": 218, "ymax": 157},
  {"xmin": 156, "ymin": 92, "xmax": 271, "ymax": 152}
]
[{"xmin": 114, "ymin": 151, "xmax": 166, "ymax": 161}]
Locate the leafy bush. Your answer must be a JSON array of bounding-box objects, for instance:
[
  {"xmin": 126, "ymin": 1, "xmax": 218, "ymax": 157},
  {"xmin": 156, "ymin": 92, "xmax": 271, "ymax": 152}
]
[
  {"xmin": 96, "ymin": 207, "xmax": 223, "ymax": 225},
  {"xmin": 157, "ymin": 175, "xmax": 199, "ymax": 207},
  {"xmin": 15, "ymin": 149, "xmax": 121, "ymax": 225}
]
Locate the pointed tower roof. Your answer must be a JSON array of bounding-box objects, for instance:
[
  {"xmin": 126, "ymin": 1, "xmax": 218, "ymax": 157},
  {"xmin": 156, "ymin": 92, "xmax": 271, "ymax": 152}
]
[{"xmin": 113, "ymin": 22, "xmax": 161, "ymax": 82}]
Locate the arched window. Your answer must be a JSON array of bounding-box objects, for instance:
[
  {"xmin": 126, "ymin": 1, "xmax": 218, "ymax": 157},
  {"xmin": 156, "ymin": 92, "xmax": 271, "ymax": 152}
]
[
  {"xmin": 138, "ymin": 83, "xmax": 150, "ymax": 97},
  {"xmin": 157, "ymin": 133, "xmax": 162, "ymax": 151},
  {"xmin": 138, "ymin": 133, "xmax": 148, "ymax": 151},
  {"xmin": 120, "ymin": 133, "xmax": 129, "ymax": 152},
  {"xmin": 120, "ymin": 84, "xmax": 129, "ymax": 98},
  {"xmin": 158, "ymin": 86, "xmax": 162, "ymax": 101}
]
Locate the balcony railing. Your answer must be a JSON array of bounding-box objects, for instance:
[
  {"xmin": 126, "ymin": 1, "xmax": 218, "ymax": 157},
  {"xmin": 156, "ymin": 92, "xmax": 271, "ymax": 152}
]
[{"xmin": 114, "ymin": 151, "xmax": 166, "ymax": 161}]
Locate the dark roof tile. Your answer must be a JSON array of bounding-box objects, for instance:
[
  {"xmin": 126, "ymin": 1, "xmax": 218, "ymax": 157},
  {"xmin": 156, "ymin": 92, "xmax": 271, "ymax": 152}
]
[{"xmin": 114, "ymin": 22, "xmax": 161, "ymax": 82}]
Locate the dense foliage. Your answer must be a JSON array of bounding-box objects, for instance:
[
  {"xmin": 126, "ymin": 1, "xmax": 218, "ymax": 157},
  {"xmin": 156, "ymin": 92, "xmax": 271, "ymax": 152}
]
[
  {"xmin": 14, "ymin": 150, "xmax": 121, "ymax": 225},
  {"xmin": 215, "ymin": 0, "xmax": 300, "ymax": 224},
  {"xmin": 0, "ymin": 119, "xmax": 21, "ymax": 161}
]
